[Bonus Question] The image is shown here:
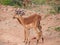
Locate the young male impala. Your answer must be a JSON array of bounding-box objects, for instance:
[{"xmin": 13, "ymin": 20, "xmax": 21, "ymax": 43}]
[{"xmin": 13, "ymin": 10, "xmax": 44, "ymax": 45}]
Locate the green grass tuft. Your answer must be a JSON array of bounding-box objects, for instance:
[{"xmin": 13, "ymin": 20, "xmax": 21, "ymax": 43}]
[{"xmin": 55, "ymin": 27, "xmax": 60, "ymax": 31}]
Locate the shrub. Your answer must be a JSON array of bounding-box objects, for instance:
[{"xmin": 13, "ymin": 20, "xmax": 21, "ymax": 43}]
[
  {"xmin": 0, "ymin": 0, "xmax": 12, "ymax": 5},
  {"xmin": 55, "ymin": 27, "xmax": 60, "ymax": 31},
  {"xmin": 46, "ymin": 0, "xmax": 60, "ymax": 13},
  {"xmin": 32, "ymin": 0, "xmax": 46, "ymax": 5},
  {"xmin": 0, "ymin": 0, "xmax": 23, "ymax": 7}
]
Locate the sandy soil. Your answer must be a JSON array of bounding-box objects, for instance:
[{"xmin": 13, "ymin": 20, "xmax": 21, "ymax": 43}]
[{"xmin": 0, "ymin": 5, "xmax": 60, "ymax": 45}]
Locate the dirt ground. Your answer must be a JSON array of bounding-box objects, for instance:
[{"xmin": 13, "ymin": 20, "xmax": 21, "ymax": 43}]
[{"xmin": 0, "ymin": 5, "xmax": 60, "ymax": 45}]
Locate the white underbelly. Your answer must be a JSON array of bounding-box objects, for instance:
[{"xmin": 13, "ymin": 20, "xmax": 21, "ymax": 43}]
[{"xmin": 25, "ymin": 23, "xmax": 34, "ymax": 28}]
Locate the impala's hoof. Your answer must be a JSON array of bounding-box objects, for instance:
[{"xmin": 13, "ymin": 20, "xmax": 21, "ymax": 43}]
[
  {"xmin": 23, "ymin": 40, "xmax": 26, "ymax": 43},
  {"xmin": 42, "ymin": 37, "xmax": 44, "ymax": 43},
  {"xmin": 23, "ymin": 40, "xmax": 27, "ymax": 44},
  {"xmin": 32, "ymin": 37, "xmax": 36, "ymax": 40}
]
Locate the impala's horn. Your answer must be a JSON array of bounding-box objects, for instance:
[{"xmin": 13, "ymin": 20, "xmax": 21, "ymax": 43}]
[
  {"xmin": 21, "ymin": 10, "xmax": 25, "ymax": 15},
  {"xmin": 15, "ymin": 9, "xmax": 25, "ymax": 16}
]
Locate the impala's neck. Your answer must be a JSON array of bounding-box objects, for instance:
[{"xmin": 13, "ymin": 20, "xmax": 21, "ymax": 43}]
[
  {"xmin": 17, "ymin": 16, "xmax": 24, "ymax": 25},
  {"xmin": 17, "ymin": 18, "xmax": 22, "ymax": 24}
]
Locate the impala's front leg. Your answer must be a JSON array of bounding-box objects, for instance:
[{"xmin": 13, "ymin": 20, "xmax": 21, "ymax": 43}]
[
  {"xmin": 27, "ymin": 29, "xmax": 30, "ymax": 45},
  {"xmin": 24, "ymin": 29, "xmax": 26, "ymax": 42},
  {"xmin": 24, "ymin": 29, "xmax": 27, "ymax": 45},
  {"xmin": 24, "ymin": 28, "xmax": 30, "ymax": 45}
]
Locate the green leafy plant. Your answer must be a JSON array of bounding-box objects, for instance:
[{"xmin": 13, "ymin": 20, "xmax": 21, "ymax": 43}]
[
  {"xmin": 0, "ymin": 0, "xmax": 23, "ymax": 6},
  {"xmin": 55, "ymin": 27, "xmax": 60, "ymax": 31},
  {"xmin": 32, "ymin": 0, "xmax": 46, "ymax": 5},
  {"xmin": 46, "ymin": 0, "xmax": 60, "ymax": 13}
]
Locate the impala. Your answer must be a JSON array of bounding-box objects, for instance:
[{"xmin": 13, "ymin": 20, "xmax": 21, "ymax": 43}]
[{"xmin": 13, "ymin": 10, "xmax": 44, "ymax": 45}]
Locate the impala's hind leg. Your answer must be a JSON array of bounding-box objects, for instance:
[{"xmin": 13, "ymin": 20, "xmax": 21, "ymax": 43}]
[
  {"xmin": 34, "ymin": 27, "xmax": 41, "ymax": 45},
  {"xmin": 36, "ymin": 31, "xmax": 42, "ymax": 45},
  {"xmin": 35, "ymin": 25, "xmax": 44, "ymax": 45},
  {"xmin": 38, "ymin": 25, "xmax": 44, "ymax": 43}
]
